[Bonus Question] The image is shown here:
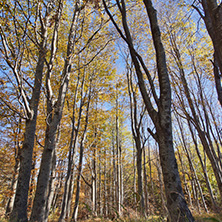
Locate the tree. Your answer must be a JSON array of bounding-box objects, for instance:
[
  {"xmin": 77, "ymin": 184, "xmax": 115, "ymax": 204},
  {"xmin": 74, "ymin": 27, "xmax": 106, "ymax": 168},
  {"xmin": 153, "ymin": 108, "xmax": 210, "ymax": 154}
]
[
  {"xmin": 192, "ymin": 0, "xmax": 222, "ymax": 106},
  {"xmin": 102, "ymin": 0, "xmax": 194, "ymax": 221},
  {"xmin": 0, "ymin": 1, "xmax": 56, "ymax": 220},
  {"xmin": 127, "ymin": 63, "xmax": 147, "ymax": 217},
  {"xmin": 168, "ymin": 29, "xmax": 222, "ymax": 203},
  {"xmin": 30, "ymin": 1, "xmax": 85, "ymax": 220}
]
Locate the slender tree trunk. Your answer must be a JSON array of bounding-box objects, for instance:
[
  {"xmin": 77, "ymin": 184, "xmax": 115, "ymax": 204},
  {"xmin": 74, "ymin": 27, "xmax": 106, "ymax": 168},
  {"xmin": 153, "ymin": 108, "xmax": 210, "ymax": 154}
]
[
  {"xmin": 193, "ymin": 179, "xmax": 201, "ymax": 214},
  {"xmin": 5, "ymin": 155, "xmax": 20, "ymax": 216},
  {"xmin": 97, "ymin": 149, "xmax": 102, "ymax": 215},
  {"xmin": 143, "ymin": 145, "xmax": 149, "ymax": 215},
  {"xmin": 170, "ymin": 33, "xmax": 222, "ymax": 201},
  {"xmin": 148, "ymin": 143, "xmax": 156, "ymax": 214},
  {"xmin": 92, "ymin": 145, "xmax": 97, "ymax": 216},
  {"xmin": 177, "ymin": 119, "xmax": 208, "ymax": 212},
  {"xmin": 133, "ymin": 144, "xmax": 137, "ymax": 213},
  {"xmin": 71, "ymin": 90, "xmax": 91, "ymax": 221},
  {"xmin": 45, "ymin": 149, "xmax": 57, "ymax": 219},
  {"xmin": 28, "ymin": 152, "xmax": 37, "ymax": 212},
  {"xmin": 6, "ymin": 119, "xmax": 21, "ymax": 216},
  {"xmin": 71, "ymin": 136, "xmax": 86, "ymax": 221},
  {"xmin": 103, "ymin": 149, "xmax": 107, "ymax": 217},
  {"xmin": 71, "ymin": 150, "xmax": 83, "ymax": 222},
  {"xmin": 177, "ymin": 147, "xmax": 193, "ymax": 209},
  {"xmin": 50, "ymin": 165, "xmax": 64, "ymax": 214},
  {"xmin": 59, "ymin": 74, "xmax": 82, "ymax": 222},
  {"xmin": 188, "ymin": 121, "xmax": 219, "ymax": 210},
  {"xmin": 115, "ymin": 94, "xmax": 122, "ymax": 217},
  {"xmin": 155, "ymin": 156, "xmax": 167, "ymax": 216},
  {"xmin": 59, "ymin": 135, "xmax": 78, "ymax": 222},
  {"xmin": 136, "ymin": 144, "xmax": 145, "ymax": 216},
  {"xmin": 111, "ymin": 129, "xmax": 116, "ymax": 216},
  {"xmin": 127, "ymin": 67, "xmax": 146, "ymax": 217}
]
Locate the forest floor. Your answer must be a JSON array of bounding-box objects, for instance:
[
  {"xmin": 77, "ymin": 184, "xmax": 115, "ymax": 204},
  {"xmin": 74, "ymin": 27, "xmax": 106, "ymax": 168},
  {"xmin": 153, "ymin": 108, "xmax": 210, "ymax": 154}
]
[
  {"xmin": 79, "ymin": 213, "xmax": 222, "ymax": 222},
  {"xmin": 0, "ymin": 207, "xmax": 222, "ymax": 222},
  {"xmin": 193, "ymin": 212, "xmax": 222, "ymax": 222}
]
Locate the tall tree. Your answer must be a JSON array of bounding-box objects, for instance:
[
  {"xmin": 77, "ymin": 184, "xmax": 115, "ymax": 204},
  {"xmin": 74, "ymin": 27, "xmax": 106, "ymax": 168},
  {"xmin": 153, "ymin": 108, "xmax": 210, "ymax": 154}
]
[
  {"xmin": 168, "ymin": 31, "xmax": 222, "ymax": 201},
  {"xmin": 30, "ymin": 1, "xmax": 83, "ymax": 220},
  {"xmin": 192, "ymin": 0, "xmax": 222, "ymax": 106},
  {"xmin": 127, "ymin": 65, "xmax": 146, "ymax": 217},
  {"xmin": 102, "ymin": 0, "xmax": 194, "ymax": 221},
  {"xmin": 0, "ymin": 1, "xmax": 56, "ymax": 220}
]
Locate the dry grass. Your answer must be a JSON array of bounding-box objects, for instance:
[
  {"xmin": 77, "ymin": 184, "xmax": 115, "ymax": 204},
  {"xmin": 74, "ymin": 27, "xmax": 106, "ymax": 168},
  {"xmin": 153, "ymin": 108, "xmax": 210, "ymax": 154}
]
[{"xmin": 194, "ymin": 212, "xmax": 222, "ymax": 222}]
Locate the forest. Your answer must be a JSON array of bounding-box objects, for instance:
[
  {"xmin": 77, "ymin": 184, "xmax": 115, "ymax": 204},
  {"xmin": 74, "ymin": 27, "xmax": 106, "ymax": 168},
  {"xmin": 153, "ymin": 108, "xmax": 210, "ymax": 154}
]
[{"xmin": 0, "ymin": 0, "xmax": 222, "ymax": 221}]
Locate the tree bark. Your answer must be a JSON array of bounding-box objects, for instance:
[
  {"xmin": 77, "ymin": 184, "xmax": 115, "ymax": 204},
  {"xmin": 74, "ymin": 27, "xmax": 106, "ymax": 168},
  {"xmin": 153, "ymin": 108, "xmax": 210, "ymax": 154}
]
[{"xmin": 44, "ymin": 148, "xmax": 57, "ymax": 219}]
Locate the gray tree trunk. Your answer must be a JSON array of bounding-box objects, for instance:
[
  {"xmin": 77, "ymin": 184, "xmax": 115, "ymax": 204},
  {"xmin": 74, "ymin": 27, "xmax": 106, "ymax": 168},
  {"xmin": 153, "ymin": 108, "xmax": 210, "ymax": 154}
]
[
  {"xmin": 127, "ymin": 67, "xmax": 146, "ymax": 217},
  {"xmin": 71, "ymin": 89, "xmax": 91, "ymax": 221},
  {"xmin": 155, "ymin": 155, "xmax": 167, "ymax": 216},
  {"xmin": 176, "ymin": 149, "xmax": 193, "ymax": 209},
  {"xmin": 59, "ymin": 73, "xmax": 82, "ymax": 222},
  {"xmin": 5, "ymin": 155, "xmax": 20, "ymax": 216},
  {"xmin": 5, "ymin": 119, "xmax": 21, "ymax": 216},
  {"xmin": 115, "ymin": 94, "xmax": 122, "ymax": 217},
  {"xmin": 92, "ymin": 145, "xmax": 97, "ymax": 216},
  {"xmin": 45, "ymin": 149, "xmax": 57, "ymax": 219}
]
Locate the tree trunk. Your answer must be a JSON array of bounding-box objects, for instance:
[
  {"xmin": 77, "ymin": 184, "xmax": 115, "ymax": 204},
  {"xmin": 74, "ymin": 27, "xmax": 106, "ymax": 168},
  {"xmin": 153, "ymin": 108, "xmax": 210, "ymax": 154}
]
[
  {"xmin": 6, "ymin": 118, "xmax": 21, "ymax": 216},
  {"xmin": 143, "ymin": 145, "xmax": 149, "ymax": 215},
  {"xmin": 155, "ymin": 156, "xmax": 167, "ymax": 216},
  {"xmin": 136, "ymin": 143, "xmax": 146, "ymax": 216},
  {"xmin": 177, "ymin": 147, "xmax": 193, "ymax": 209},
  {"xmin": 71, "ymin": 91, "xmax": 91, "ymax": 221},
  {"xmin": 92, "ymin": 146, "xmax": 97, "ymax": 216},
  {"xmin": 59, "ymin": 75, "xmax": 82, "ymax": 222},
  {"xmin": 133, "ymin": 144, "xmax": 137, "ymax": 213},
  {"xmin": 10, "ymin": 25, "xmax": 47, "ymax": 222},
  {"xmin": 5, "ymin": 155, "xmax": 20, "ymax": 216},
  {"xmin": 71, "ymin": 136, "xmax": 86, "ymax": 222},
  {"xmin": 115, "ymin": 94, "xmax": 122, "ymax": 217},
  {"xmin": 197, "ymin": 0, "xmax": 222, "ymax": 106},
  {"xmin": 30, "ymin": 2, "xmax": 82, "ymax": 220},
  {"xmin": 127, "ymin": 65, "xmax": 146, "ymax": 217},
  {"xmin": 170, "ymin": 32, "xmax": 222, "ymax": 201},
  {"xmin": 176, "ymin": 117, "xmax": 209, "ymax": 212},
  {"xmin": 188, "ymin": 121, "xmax": 219, "ymax": 210},
  {"xmin": 45, "ymin": 149, "xmax": 57, "ymax": 219}
]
